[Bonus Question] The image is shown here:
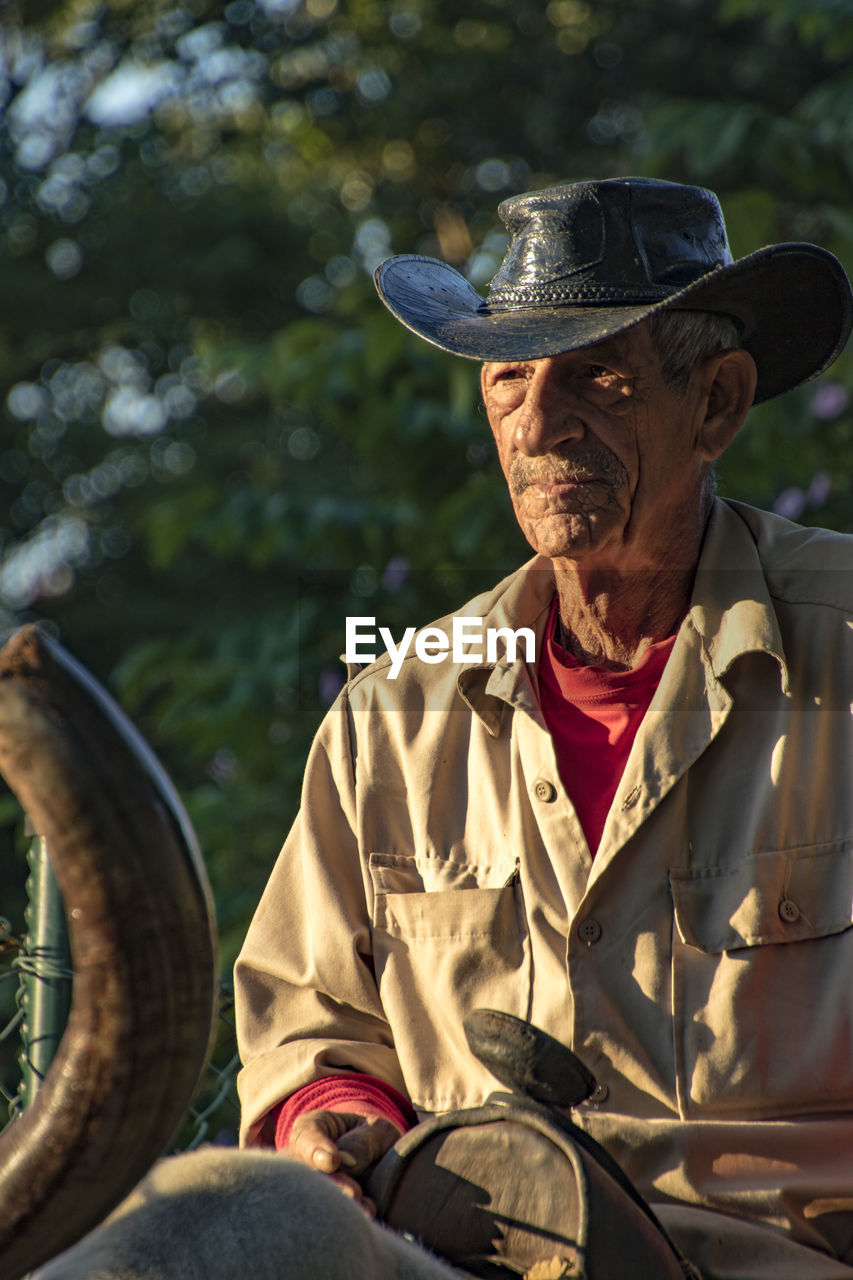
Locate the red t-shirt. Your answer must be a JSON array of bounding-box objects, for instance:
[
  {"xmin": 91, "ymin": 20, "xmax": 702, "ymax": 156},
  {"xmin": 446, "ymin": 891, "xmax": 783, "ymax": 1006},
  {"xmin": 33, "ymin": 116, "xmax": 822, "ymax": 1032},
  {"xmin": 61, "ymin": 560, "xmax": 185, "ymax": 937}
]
[
  {"xmin": 538, "ymin": 596, "xmax": 676, "ymax": 854},
  {"xmin": 269, "ymin": 1073, "xmax": 416, "ymax": 1150}
]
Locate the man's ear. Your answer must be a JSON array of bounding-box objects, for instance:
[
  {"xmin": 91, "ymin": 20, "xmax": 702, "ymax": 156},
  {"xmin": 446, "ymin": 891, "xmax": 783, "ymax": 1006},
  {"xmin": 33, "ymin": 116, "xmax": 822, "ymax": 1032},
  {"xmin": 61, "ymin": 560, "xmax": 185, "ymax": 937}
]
[{"xmin": 696, "ymin": 348, "xmax": 757, "ymax": 462}]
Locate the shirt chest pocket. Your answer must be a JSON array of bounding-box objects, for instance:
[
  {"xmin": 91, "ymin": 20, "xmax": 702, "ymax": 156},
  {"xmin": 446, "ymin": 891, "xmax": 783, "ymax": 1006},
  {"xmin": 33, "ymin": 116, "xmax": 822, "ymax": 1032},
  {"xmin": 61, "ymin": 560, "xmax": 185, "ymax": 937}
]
[
  {"xmin": 368, "ymin": 853, "xmax": 532, "ymax": 1112},
  {"xmin": 670, "ymin": 843, "xmax": 853, "ymax": 1120}
]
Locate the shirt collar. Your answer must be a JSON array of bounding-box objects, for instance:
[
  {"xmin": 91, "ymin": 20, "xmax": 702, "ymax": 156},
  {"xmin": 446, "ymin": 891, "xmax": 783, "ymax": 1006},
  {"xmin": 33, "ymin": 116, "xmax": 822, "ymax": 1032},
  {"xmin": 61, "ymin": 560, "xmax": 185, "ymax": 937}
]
[
  {"xmin": 457, "ymin": 497, "xmax": 790, "ymax": 732},
  {"xmin": 688, "ymin": 498, "xmax": 789, "ymax": 694},
  {"xmin": 456, "ymin": 556, "xmax": 554, "ymax": 734}
]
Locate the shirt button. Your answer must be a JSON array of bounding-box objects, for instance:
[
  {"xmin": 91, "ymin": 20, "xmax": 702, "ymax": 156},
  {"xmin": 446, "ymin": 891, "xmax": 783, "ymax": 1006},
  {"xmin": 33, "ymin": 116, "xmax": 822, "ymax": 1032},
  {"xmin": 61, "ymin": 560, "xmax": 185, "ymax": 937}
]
[
  {"xmin": 779, "ymin": 897, "xmax": 801, "ymax": 923},
  {"xmin": 533, "ymin": 778, "xmax": 557, "ymax": 803},
  {"xmin": 578, "ymin": 918, "xmax": 602, "ymax": 946},
  {"xmin": 589, "ymin": 1081, "xmax": 609, "ymax": 1105}
]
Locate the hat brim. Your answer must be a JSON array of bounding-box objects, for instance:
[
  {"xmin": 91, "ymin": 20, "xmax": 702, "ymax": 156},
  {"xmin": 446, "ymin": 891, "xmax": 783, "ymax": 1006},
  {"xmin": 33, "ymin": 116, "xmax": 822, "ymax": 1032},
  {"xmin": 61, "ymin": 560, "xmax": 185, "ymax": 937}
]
[{"xmin": 375, "ymin": 243, "xmax": 852, "ymax": 404}]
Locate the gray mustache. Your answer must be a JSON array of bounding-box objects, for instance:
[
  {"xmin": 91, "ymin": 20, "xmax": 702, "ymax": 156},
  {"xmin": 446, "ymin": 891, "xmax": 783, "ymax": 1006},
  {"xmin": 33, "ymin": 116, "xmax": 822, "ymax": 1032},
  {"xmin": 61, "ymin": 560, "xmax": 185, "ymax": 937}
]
[{"xmin": 508, "ymin": 448, "xmax": 627, "ymax": 499}]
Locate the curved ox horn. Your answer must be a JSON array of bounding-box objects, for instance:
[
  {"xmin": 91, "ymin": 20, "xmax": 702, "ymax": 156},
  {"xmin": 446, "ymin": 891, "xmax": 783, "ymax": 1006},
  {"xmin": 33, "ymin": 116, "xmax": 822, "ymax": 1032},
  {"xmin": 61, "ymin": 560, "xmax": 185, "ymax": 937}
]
[{"xmin": 0, "ymin": 626, "xmax": 218, "ymax": 1280}]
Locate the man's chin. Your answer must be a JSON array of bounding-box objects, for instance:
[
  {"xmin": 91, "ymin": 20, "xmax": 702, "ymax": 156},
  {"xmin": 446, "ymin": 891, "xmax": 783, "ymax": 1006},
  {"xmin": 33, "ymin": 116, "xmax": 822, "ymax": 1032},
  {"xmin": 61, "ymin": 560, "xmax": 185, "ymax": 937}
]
[{"xmin": 521, "ymin": 514, "xmax": 621, "ymax": 563}]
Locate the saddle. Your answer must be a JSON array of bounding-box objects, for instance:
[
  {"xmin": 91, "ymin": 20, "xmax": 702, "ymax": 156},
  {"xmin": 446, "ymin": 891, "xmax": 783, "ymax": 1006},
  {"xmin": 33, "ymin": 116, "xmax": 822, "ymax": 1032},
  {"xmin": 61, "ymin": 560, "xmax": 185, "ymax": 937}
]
[{"xmin": 367, "ymin": 1011, "xmax": 696, "ymax": 1280}]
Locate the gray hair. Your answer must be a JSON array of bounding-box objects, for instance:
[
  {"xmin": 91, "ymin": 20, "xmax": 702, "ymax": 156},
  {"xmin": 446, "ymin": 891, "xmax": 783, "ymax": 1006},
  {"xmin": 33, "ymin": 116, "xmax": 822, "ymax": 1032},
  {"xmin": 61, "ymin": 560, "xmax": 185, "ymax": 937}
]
[{"xmin": 646, "ymin": 309, "xmax": 741, "ymax": 393}]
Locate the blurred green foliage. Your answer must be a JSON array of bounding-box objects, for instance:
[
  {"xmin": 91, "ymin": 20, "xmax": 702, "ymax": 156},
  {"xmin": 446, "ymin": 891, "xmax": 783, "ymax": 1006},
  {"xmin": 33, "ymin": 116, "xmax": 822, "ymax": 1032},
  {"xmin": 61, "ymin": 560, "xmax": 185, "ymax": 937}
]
[{"xmin": 0, "ymin": 0, "xmax": 851, "ymax": 992}]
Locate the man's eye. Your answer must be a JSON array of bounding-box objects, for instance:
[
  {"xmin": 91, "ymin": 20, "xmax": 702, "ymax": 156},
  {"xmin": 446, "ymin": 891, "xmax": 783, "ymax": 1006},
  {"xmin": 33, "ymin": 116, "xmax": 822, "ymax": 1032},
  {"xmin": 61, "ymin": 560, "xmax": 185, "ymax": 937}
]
[{"xmin": 586, "ymin": 364, "xmax": 632, "ymax": 394}]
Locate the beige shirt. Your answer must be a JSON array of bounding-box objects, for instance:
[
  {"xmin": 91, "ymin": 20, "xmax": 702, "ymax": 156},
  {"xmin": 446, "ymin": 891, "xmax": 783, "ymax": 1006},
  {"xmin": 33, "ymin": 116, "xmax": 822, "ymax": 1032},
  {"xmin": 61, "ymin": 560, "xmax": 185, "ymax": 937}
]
[{"xmin": 236, "ymin": 498, "xmax": 853, "ymax": 1278}]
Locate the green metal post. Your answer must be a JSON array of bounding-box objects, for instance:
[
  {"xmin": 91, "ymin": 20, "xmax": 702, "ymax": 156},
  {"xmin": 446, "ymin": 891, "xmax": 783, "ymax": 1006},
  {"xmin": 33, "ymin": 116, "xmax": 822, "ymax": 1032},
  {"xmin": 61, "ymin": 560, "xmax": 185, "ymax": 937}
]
[{"xmin": 18, "ymin": 834, "xmax": 72, "ymax": 1107}]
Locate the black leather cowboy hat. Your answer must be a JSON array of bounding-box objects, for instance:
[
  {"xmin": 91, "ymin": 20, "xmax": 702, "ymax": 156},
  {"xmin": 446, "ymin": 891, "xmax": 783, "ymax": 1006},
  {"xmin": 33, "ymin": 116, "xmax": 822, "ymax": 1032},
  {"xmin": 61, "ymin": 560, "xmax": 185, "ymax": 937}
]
[{"xmin": 374, "ymin": 177, "xmax": 853, "ymax": 404}]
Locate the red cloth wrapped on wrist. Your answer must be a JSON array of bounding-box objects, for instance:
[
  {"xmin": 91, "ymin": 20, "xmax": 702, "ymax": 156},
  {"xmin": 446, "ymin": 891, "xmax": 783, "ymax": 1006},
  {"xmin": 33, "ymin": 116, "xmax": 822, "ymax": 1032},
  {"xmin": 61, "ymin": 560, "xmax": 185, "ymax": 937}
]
[{"xmin": 270, "ymin": 1072, "xmax": 417, "ymax": 1150}]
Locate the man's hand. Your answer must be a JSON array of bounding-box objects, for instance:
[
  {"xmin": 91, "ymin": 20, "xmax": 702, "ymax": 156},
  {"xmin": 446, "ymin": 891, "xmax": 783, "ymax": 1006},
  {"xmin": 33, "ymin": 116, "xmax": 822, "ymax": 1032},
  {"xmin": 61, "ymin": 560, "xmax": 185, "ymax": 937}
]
[{"xmin": 286, "ymin": 1109, "xmax": 401, "ymax": 1216}]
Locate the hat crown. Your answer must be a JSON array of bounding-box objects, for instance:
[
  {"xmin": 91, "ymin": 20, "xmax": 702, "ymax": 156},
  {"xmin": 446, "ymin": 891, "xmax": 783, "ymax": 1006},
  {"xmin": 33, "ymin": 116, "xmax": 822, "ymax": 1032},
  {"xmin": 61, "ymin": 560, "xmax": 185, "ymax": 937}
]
[{"xmin": 487, "ymin": 178, "xmax": 734, "ymax": 310}]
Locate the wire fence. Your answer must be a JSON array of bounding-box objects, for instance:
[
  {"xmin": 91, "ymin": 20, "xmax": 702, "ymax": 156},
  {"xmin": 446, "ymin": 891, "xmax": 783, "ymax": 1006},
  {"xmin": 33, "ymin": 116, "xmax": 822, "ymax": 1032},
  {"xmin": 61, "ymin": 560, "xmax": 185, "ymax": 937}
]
[
  {"xmin": 176, "ymin": 980, "xmax": 242, "ymax": 1152},
  {"xmin": 0, "ymin": 914, "xmax": 27, "ymax": 1125}
]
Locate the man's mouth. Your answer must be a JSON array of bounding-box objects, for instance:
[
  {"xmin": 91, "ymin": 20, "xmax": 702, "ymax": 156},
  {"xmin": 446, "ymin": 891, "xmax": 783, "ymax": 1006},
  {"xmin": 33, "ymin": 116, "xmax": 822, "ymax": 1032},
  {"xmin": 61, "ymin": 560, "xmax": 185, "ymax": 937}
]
[
  {"xmin": 531, "ymin": 473, "xmax": 599, "ymax": 489},
  {"xmin": 509, "ymin": 450, "xmax": 626, "ymax": 499}
]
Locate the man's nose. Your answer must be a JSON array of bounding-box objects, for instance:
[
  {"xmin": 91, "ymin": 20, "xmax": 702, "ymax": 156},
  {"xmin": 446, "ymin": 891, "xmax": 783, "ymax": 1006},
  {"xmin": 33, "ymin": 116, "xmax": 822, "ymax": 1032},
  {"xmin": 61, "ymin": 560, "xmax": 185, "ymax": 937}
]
[{"xmin": 512, "ymin": 359, "xmax": 584, "ymax": 456}]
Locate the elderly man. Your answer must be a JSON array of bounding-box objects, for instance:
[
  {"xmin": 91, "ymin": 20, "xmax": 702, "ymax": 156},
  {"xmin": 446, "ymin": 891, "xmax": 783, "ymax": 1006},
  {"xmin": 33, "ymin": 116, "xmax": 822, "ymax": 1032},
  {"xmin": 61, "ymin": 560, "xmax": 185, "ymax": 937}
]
[{"xmin": 235, "ymin": 177, "xmax": 853, "ymax": 1279}]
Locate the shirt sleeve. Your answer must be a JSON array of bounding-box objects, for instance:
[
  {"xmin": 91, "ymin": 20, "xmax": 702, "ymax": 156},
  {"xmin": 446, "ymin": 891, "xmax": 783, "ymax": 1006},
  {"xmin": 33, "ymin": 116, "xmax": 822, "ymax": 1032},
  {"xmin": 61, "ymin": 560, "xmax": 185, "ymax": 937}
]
[
  {"xmin": 234, "ymin": 688, "xmax": 409, "ymax": 1147},
  {"xmin": 271, "ymin": 1073, "xmax": 418, "ymax": 1149}
]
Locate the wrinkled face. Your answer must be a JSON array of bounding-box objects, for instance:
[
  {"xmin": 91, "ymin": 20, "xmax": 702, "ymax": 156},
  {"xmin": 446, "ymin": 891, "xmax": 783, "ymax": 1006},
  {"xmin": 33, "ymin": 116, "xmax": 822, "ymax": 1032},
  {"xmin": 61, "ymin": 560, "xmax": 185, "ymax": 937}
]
[{"xmin": 481, "ymin": 322, "xmax": 712, "ymax": 570}]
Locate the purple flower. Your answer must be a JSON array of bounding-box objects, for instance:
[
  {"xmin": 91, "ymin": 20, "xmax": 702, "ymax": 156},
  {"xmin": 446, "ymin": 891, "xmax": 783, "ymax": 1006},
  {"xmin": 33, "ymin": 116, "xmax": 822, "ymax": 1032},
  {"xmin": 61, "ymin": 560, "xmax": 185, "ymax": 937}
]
[
  {"xmin": 382, "ymin": 555, "xmax": 410, "ymax": 593},
  {"xmin": 319, "ymin": 665, "xmax": 345, "ymax": 706},
  {"xmin": 773, "ymin": 487, "xmax": 806, "ymax": 520},
  {"xmin": 810, "ymin": 382, "xmax": 849, "ymax": 421},
  {"xmin": 805, "ymin": 470, "xmax": 831, "ymax": 508}
]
